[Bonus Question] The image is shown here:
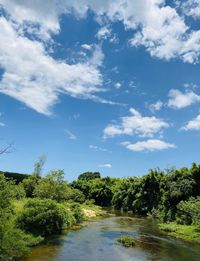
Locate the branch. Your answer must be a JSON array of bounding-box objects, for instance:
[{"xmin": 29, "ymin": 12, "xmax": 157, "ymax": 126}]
[{"xmin": 0, "ymin": 143, "xmax": 14, "ymax": 155}]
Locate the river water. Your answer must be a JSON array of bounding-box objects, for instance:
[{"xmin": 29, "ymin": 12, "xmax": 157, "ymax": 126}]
[{"xmin": 21, "ymin": 214, "xmax": 200, "ymax": 261}]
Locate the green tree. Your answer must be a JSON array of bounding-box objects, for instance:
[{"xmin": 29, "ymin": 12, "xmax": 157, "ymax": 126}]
[
  {"xmin": 0, "ymin": 174, "xmax": 36, "ymax": 259},
  {"xmin": 33, "ymin": 170, "xmax": 71, "ymax": 202},
  {"xmin": 78, "ymin": 172, "xmax": 101, "ymax": 181},
  {"xmin": 17, "ymin": 198, "xmax": 71, "ymax": 236}
]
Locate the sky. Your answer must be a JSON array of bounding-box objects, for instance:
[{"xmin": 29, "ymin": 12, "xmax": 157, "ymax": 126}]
[{"xmin": 0, "ymin": 0, "xmax": 200, "ymax": 181}]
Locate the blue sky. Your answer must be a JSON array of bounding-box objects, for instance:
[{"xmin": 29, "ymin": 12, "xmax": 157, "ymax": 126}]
[{"xmin": 0, "ymin": 0, "xmax": 200, "ymax": 180}]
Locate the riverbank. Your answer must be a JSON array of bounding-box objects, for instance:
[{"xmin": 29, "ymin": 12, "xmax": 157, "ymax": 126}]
[{"xmin": 159, "ymin": 222, "xmax": 200, "ymax": 243}]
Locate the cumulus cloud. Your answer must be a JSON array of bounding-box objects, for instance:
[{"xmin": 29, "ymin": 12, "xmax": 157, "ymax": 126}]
[
  {"xmin": 103, "ymin": 108, "xmax": 169, "ymax": 138},
  {"xmin": 168, "ymin": 89, "xmax": 200, "ymax": 109},
  {"xmin": 182, "ymin": 114, "xmax": 200, "ymax": 131},
  {"xmin": 176, "ymin": 0, "xmax": 200, "ymax": 19},
  {"xmin": 121, "ymin": 139, "xmax": 176, "ymax": 152},
  {"xmin": 96, "ymin": 26, "xmax": 111, "ymax": 40},
  {"xmin": 0, "ymin": 17, "xmax": 105, "ymax": 115},
  {"xmin": 1, "ymin": 0, "xmax": 200, "ymax": 63}
]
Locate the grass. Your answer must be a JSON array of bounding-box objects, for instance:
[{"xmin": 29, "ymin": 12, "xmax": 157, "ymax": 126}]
[
  {"xmin": 159, "ymin": 222, "xmax": 200, "ymax": 243},
  {"xmin": 117, "ymin": 235, "xmax": 136, "ymax": 247}
]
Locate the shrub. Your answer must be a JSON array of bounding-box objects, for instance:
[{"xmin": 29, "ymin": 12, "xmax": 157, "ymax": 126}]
[
  {"xmin": 17, "ymin": 198, "xmax": 70, "ymax": 236},
  {"xmin": 68, "ymin": 188, "xmax": 85, "ymax": 203},
  {"xmin": 176, "ymin": 197, "xmax": 200, "ymax": 226},
  {"xmin": 70, "ymin": 203, "xmax": 85, "ymax": 223}
]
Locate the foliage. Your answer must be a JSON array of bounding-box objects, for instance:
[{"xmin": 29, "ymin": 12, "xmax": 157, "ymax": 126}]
[
  {"xmin": 0, "ymin": 171, "xmax": 29, "ymax": 184},
  {"xmin": 14, "ymin": 183, "xmax": 26, "ymax": 199},
  {"xmin": 78, "ymin": 172, "xmax": 101, "ymax": 181},
  {"xmin": 70, "ymin": 203, "xmax": 85, "ymax": 223},
  {"xmin": 17, "ymin": 198, "xmax": 71, "ymax": 236},
  {"xmin": 176, "ymin": 197, "xmax": 200, "ymax": 226},
  {"xmin": 33, "ymin": 170, "xmax": 72, "ymax": 202},
  {"xmin": 72, "ymin": 176, "xmax": 117, "ymax": 206},
  {"xmin": 159, "ymin": 223, "xmax": 200, "ymax": 243},
  {"xmin": 22, "ymin": 174, "xmax": 41, "ymax": 197},
  {"xmin": 0, "ymin": 174, "xmax": 42, "ymax": 259},
  {"xmin": 117, "ymin": 235, "xmax": 136, "ymax": 247},
  {"xmin": 67, "ymin": 188, "xmax": 85, "ymax": 203}
]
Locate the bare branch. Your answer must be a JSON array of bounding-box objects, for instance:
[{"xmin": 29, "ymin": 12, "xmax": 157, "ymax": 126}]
[{"xmin": 0, "ymin": 143, "xmax": 14, "ymax": 155}]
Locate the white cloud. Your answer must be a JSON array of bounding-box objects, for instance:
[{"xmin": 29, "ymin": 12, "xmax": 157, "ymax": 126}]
[
  {"xmin": 98, "ymin": 163, "xmax": 112, "ymax": 168},
  {"xmin": 81, "ymin": 44, "xmax": 93, "ymax": 50},
  {"xmin": 168, "ymin": 89, "xmax": 200, "ymax": 109},
  {"xmin": 89, "ymin": 145, "xmax": 111, "ymax": 152},
  {"xmin": 176, "ymin": 0, "xmax": 200, "ymax": 19},
  {"xmin": 65, "ymin": 129, "xmax": 77, "ymax": 140},
  {"xmin": 115, "ymin": 82, "xmax": 122, "ymax": 89},
  {"xmin": 1, "ymin": 0, "xmax": 200, "ymax": 63},
  {"xmin": 96, "ymin": 26, "xmax": 111, "ymax": 40},
  {"xmin": 149, "ymin": 101, "xmax": 163, "ymax": 113},
  {"xmin": 103, "ymin": 108, "xmax": 169, "ymax": 138},
  {"xmin": 182, "ymin": 114, "xmax": 200, "ymax": 131},
  {"xmin": 0, "ymin": 17, "xmax": 105, "ymax": 115},
  {"xmin": 121, "ymin": 139, "xmax": 176, "ymax": 152}
]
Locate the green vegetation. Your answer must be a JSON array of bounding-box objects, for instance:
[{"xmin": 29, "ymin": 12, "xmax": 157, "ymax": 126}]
[
  {"xmin": 0, "ymin": 170, "xmax": 29, "ymax": 183},
  {"xmin": 1, "ymin": 160, "xmax": 200, "ymax": 259},
  {"xmin": 159, "ymin": 223, "xmax": 200, "ymax": 243},
  {"xmin": 117, "ymin": 235, "xmax": 136, "ymax": 247},
  {"xmin": 0, "ymin": 158, "xmax": 99, "ymax": 259}
]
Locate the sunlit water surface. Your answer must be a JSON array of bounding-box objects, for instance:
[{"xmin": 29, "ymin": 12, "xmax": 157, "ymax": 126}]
[{"xmin": 21, "ymin": 214, "xmax": 200, "ymax": 261}]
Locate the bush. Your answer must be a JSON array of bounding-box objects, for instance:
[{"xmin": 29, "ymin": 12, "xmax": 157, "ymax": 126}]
[
  {"xmin": 17, "ymin": 198, "xmax": 71, "ymax": 236},
  {"xmin": 70, "ymin": 203, "xmax": 85, "ymax": 223},
  {"xmin": 22, "ymin": 174, "xmax": 41, "ymax": 197},
  {"xmin": 176, "ymin": 197, "xmax": 200, "ymax": 226},
  {"xmin": 68, "ymin": 188, "xmax": 85, "ymax": 203}
]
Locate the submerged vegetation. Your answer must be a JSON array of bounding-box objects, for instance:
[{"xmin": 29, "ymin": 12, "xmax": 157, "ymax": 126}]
[
  {"xmin": 117, "ymin": 235, "xmax": 136, "ymax": 247},
  {"xmin": 0, "ymin": 159, "xmax": 200, "ymax": 259}
]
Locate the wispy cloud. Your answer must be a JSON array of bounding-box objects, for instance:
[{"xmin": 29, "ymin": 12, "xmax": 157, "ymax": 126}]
[
  {"xmin": 98, "ymin": 163, "xmax": 112, "ymax": 168},
  {"xmin": 89, "ymin": 145, "xmax": 111, "ymax": 153},
  {"xmin": 64, "ymin": 129, "xmax": 77, "ymax": 140}
]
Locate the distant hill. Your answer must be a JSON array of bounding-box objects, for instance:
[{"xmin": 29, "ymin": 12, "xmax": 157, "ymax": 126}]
[{"xmin": 0, "ymin": 171, "xmax": 30, "ymax": 184}]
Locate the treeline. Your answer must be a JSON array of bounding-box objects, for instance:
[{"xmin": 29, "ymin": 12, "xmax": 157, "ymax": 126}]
[
  {"xmin": 1, "ymin": 161, "xmax": 200, "ymax": 259},
  {"xmin": 0, "ymin": 171, "xmax": 29, "ymax": 184},
  {"xmin": 72, "ymin": 164, "xmax": 200, "ymax": 225}
]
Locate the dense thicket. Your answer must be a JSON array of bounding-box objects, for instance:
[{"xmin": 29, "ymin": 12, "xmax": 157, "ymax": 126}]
[{"xmin": 72, "ymin": 163, "xmax": 200, "ymax": 224}]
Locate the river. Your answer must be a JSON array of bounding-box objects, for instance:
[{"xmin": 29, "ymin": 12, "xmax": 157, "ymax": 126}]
[{"xmin": 21, "ymin": 213, "xmax": 200, "ymax": 261}]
